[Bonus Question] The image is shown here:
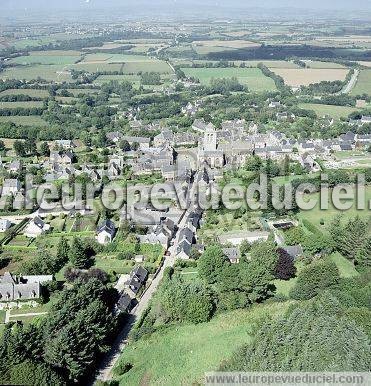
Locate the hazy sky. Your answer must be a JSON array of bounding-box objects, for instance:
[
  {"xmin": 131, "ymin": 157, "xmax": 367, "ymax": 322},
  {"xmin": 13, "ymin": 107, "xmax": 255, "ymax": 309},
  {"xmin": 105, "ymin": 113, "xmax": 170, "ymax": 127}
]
[{"xmin": 3, "ymin": 0, "xmax": 371, "ymax": 11}]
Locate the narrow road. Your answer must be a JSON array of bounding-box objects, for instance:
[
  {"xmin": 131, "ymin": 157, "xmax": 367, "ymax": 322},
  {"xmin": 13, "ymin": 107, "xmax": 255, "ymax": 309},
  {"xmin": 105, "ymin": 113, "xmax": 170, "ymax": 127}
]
[
  {"xmin": 94, "ymin": 177, "xmax": 198, "ymax": 383},
  {"xmin": 340, "ymin": 68, "xmax": 359, "ymax": 94}
]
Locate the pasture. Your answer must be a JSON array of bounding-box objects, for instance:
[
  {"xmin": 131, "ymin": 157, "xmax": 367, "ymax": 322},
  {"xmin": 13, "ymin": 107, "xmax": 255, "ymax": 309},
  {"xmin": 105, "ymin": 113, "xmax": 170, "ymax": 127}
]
[
  {"xmin": 0, "ymin": 115, "xmax": 49, "ymax": 126},
  {"xmin": 303, "ymin": 60, "xmax": 347, "ymax": 69},
  {"xmin": 115, "ymin": 302, "xmax": 290, "ymax": 386},
  {"xmin": 297, "ymin": 186, "xmax": 371, "ymax": 230},
  {"xmin": 0, "ymin": 65, "xmax": 73, "ymax": 82},
  {"xmin": 298, "ymin": 103, "xmax": 359, "ymax": 120},
  {"xmin": 351, "ymin": 69, "xmax": 371, "ymax": 96},
  {"xmin": 72, "ymin": 53, "xmax": 172, "ymax": 74},
  {"xmin": 0, "ymin": 101, "xmax": 44, "ymax": 109},
  {"xmin": 0, "ymin": 89, "xmax": 50, "ymax": 98},
  {"xmin": 272, "ymin": 68, "xmax": 349, "ymax": 87},
  {"xmin": 10, "ymin": 50, "xmax": 82, "ymax": 65},
  {"xmin": 181, "ymin": 67, "xmax": 276, "ymax": 91}
]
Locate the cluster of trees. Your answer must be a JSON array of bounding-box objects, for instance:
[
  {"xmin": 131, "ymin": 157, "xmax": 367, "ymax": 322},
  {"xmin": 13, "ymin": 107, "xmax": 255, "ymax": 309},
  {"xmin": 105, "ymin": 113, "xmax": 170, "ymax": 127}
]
[
  {"xmin": 329, "ymin": 216, "xmax": 371, "ymax": 268},
  {"xmin": 197, "ymin": 243, "xmax": 282, "ymax": 310},
  {"xmin": 208, "ymin": 77, "xmax": 244, "ymax": 94},
  {"xmin": 0, "ymin": 279, "xmax": 118, "ymax": 384},
  {"xmin": 157, "ymin": 270, "xmax": 214, "ymax": 324},
  {"xmin": 20, "ymin": 237, "xmax": 98, "ymax": 276},
  {"xmin": 300, "ymin": 72, "xmax": 353, "ymax": 95},
  {"xmin": 140, "ymin": 72, "xmax": 162, "ymax": 85},
  {"xmin": 257, "ymin": 63, "xmax": 289, "ymax": 93},
  {"xmin": 0, "ymin": 107, "xmax": 44, "ymax": 116},
  {"xmin": 223, "ymin": 291, "xmax": 370, "ymax": 372}
]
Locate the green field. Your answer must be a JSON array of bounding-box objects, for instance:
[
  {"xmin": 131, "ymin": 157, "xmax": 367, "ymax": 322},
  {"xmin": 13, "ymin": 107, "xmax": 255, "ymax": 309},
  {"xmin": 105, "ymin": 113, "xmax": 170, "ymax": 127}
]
[
  {"xmin": 122, "ymin": 60, "xmax": 172, "ymax": 74},
  {"xmin": 181, "ymin": 67, "xmax": 276, "ymax": 91},
  {"xmin": 304, "ymin": 60, "xmax": 347, "ymax": 69},
  {"xmin": 69, "ymin": 62, "xmax": 124, "ymax": 73},
  {"xmin": 10, "ymin": 51, "xmax": 82, "ymax": 65},
  {"xmin": 297, "ymin": 186, "xmax": 371, "ymax": 230},
  {"xmin": 298, "ymin": 103, "xmax": 359, "ymax": 120},
  {"xmin": 0, "ymin": 115, "xmax": 49, "ymax": 126},
  {"xmin": 351, "ymin": 69, "xmax": 371, "ymax": 96},
  {"xmin": 1, "ymin": 65, "xmax": 73, "ymax": 82},
  {"xmin": 0, "ymin": 89, "xmax": 50, "ymax": 98},
  {"xmin": 66, "ymin": 88, "xmax": 99, "ymax": 96},
  {"xmin": 94, "ymin": 74, "xmax": 141, "ymax": 86},
  {"xmin": 0, "ymin": 101, "xmax": 44, "ymax": 109},
  {"xmin": 76, "ymin": 53, "xmax": 171, "ymax": 74},
  {"xmin": 242, "ymin": 60, "xmax": 300, "ymax": 69},
  {"xmin": 115, "ymin": 302, "xmax": 290, "ymax": 386}
]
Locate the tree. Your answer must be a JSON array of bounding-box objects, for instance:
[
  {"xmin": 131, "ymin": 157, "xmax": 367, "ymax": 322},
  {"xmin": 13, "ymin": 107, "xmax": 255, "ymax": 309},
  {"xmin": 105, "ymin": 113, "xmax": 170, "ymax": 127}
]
[
  {"xmin": 13, "ymin": 140, "xmax": 26, "ymax": 157},
  {"xmin": 275, "ymin": 248, "xmax": 296, "ymax": 280},
  {"xmin": 158, "ymin": 275, "xmax": 213, "ymax": 324},
  {"xmin": 56, "ymin": 237, "xmax": 70, "ymax": 268},
  {"xmin": 223, "ymin": 295, "xmax": 371, "ymax": 372},
  {"xmin": 240, "ymin": 241, "xmax": 279, "ymax": 303},
  {"xmin": 290, "ymin": 260, "xmax": 340, "ymax": 300},
  {"xmin": 198, "ymin": 245, "xmax": 229, "ymax": 284},
  {"xmin": 131, "ymin": 141, "xmax": 140, "ymax": 151},
  {"xmin": 69, "ymin": 237, "xmax": 91, "ymax": 269},
  {"xmin": 40, "ymin": 142, "xmax": 50, "ymax": 157},
  {"xmin": 355, "ymin": 236, "xmax": 371, "ymax": 268},
  {"xmin": 0, "ymin": 140, "xmax": 5, "ymax": 152},
  {"xmin": 119, "ymin": 139, "xmax": 131, "ymax": 152},
  {"xmin": 284, "ymin": 226, "xmax": 305, "ymax": 246},
  {"xmin": 341, "ymin": 217, "xmax": 367, "ymax": 261},
  {"xmin": 239, "ymin": 240, "xmax": 251, "ymax": 257},
  {"xmin": 8, "ymin": 360, "xmax": 64, "ymax": 386},
  {"xmin": 244, "ymin": 156, "xmax": 262, "ymax": 172}
]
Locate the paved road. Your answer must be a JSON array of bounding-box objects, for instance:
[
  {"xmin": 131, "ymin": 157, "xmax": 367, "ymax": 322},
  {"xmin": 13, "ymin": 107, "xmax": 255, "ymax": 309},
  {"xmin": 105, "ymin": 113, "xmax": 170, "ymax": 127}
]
[
  {"xmin": 341, "ymin": 69, "xmax": 359, "ymax": 94},
  {"xmin": 94, "ymin": 176, "xmax": 199, "ymax": 383}
]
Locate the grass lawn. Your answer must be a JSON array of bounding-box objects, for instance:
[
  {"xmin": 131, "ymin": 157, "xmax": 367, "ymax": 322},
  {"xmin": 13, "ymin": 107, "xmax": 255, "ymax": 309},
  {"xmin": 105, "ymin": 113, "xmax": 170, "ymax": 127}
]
[
  {"xmin": 0, "ymin": 101, "xmax": 44, "ymax": 109},
  {"xmin": 351, "ymin": 69, "xmax": 371, "ymax": 96},
  {"xmin": 0, "ymin": 115, "xmax": 49, "ymax": 126},
  {"xmin": 0, "ymin": 310, "xmax": 6, "ymax": 324},
  {"xmin": 0, "ymin": 64, "xmax": 73, "ymax": 82},
  {"xmin": 0, "ymin": 88, "xmax": 50, "ymax": 98},
  {"xmin": 329, "ymin": 252, "xmax": 359, "ymax": 278},
  {"xmin": 297, "ymin": 186, "xmax": 371, "ymax": 230},
  {"xmin": 298, "ymin": 103, "xmax": 359, "ymax": 120},
  {"xmin": 10, "ymin": 53, "xmax": 82, "ymax": 66},
  {"xmin": 273, "ymin": 174, "xmax": 319, "ymax": 186},
  {"xmin": 115, "ymin": 302, "xmax": 291, "ymax": 386},
  {"xmin": 274, "ymin": 253, "xmax": 358, "ymax": 297},
  {"xmin": 181, "ymin": 67, "xmax": 277, "ymax": 92},
  {"xmin": 94, "ymin": 257, "xmax": 133, "ymax": 275}
]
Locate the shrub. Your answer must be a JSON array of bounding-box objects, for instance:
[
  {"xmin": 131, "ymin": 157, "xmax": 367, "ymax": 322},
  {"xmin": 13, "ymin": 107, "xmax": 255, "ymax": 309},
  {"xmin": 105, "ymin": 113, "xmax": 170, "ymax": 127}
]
[{"xmin": 290, "ymin": 260, "xmax": 340, "ymax": 300}]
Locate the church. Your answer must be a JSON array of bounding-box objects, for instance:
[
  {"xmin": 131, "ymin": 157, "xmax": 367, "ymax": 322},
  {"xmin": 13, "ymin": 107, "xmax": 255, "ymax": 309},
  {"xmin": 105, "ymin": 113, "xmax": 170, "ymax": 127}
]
[{"xmin": 197, "ymin": 123, "xmax": 225, "ymax": 169}]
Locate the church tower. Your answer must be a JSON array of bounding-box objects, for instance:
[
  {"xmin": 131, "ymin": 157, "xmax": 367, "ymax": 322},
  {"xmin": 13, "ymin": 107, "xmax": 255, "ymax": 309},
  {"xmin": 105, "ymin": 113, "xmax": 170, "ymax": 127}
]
[{"xmin": 203, "ymin": 123, "xmax": 217, "ymax": 152}]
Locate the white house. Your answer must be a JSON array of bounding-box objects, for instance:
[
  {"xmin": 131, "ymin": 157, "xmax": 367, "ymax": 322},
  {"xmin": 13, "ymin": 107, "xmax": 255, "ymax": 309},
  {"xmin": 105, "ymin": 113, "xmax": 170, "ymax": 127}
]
[
  {"xmin": 96, "ymin": 219, "xmax": 116, "ymax": 245},
  {"xmin": 24, "ymin": 217, "xmax": 50, "ymax": 238},
  {"xmin": 2, "ymin": 179, "xmax": 21, "ymax": 196},
  {"xmin": 0, "ymin": 219, "xmax": 11, "ymax": 232}
]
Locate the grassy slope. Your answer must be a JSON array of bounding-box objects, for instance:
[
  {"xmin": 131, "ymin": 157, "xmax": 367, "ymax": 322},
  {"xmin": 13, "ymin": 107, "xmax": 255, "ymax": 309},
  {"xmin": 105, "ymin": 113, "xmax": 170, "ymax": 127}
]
[
  {"xmin": 274, "ymin": 253, "xmax": 359, "ymax": 297},
  {"xmin": 297, "ymin": 186, "xmax": 371, "ymax": 229},
  {"xmin": 298, "ymin": 103, "xmax": 359, "ymax": 120},
  {"xmin": 115, "ymin": 302, "xmax": 291, "ymax": 386},
  {"xmin": 351, "ymin": 69, "xmax": 371, "ymax": 96}
]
